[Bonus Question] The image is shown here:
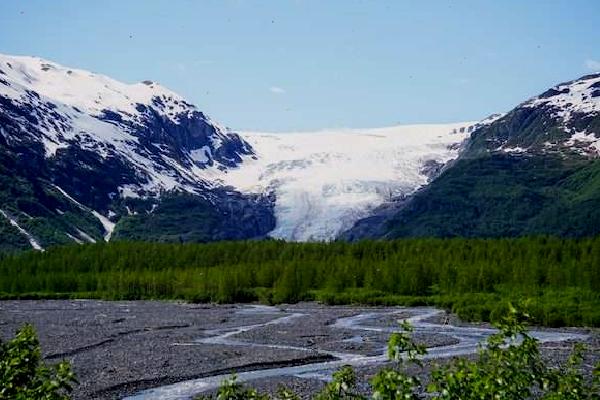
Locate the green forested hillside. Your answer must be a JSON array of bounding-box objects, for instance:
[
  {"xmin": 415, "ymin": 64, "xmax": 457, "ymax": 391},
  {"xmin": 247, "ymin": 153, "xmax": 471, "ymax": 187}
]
[
  {"xmin": 0, "ymin": 146, "xmax": 106, "ymax": 252},
  {"xmin": 111, "ymin": 192, "xmax": 275, "ymax": 243},
  {"xmin": 344, "ymin": 73, "xmax": 600, "ymax": 240},
  {"xmin": 1, "ymin": 238, "xmax": 598, "ymax": 327},
  {"xmin": 111, "ymin": 195, "xmax": 219, "ymax": 242},
  {"xmin": 383, "ymin": 156, "xmax": 600, "ymax": 238}
]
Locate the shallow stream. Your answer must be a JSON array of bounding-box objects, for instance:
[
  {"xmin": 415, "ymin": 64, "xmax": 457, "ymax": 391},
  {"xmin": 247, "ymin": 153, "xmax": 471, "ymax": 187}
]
[{"xmin": 125, "ymin": 306, "xmax": 587, "ymax": 400}]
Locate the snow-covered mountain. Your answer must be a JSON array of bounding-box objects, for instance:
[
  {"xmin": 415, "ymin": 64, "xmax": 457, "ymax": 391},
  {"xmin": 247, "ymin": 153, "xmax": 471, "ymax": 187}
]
[
  {"xmin": 466, "ymin": 72, "xmax": 600, "ymax": 157},
  {"xmin": 213, "ymin": 123, "xmax": 477, "ymax": 241},
  {"xmin": 0, "ymin": 53, "xmax": 253, "ymax": 195},
  {"xmin": 10, "ymin": 53, "xmax": 595, "ymax": 248},
  {"xmin": 344, "ymin": 72, "xmax": 600, "ymax": 240},
  {"xmin": 0, "ymin": 53, "xmax": 488, "ymax": 248},
  {"xmin": 0, "ymin": 53, "xmax": 274, "ymax": 251}
]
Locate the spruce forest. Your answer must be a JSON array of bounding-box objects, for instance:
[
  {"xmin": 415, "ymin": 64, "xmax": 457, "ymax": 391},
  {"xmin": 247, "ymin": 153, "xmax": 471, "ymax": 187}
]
[{"xmin": 1, "ymin": 237, "xmax": 598, "ymax": 327}]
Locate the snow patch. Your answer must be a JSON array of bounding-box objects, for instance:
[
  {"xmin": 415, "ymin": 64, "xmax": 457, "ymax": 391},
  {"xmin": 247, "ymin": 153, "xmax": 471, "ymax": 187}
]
[
  {"xmin": 76, "ymin": 228, "xmax": 97, "ymax": 243},
  {"xmin": 119, "ymin": 185, "xmax": 141, "ymax": 199},
  {"xmin": 565, "ymin": 131, "xmax": 600, "ymax": 154},
  {"xmin": 190, "ymin": 146, "xmax": 212, "ymax": 164},
  {"xmin": 91, "ymin": 210, "xmax": 115, "ymax": 242},
  {"xmin": 66, "ymin": 232, "xmax": 84, "ymax": 244},
  {"xmin": 52, "ymin": 184, "xmax": 87, "ymax": 209},
  {"xmin": 524, "ymin": 74, "xmax": 600, "ymax": 123},
  {"xmin": 501, "ymin": 146, "xmax": 527, "ymax": 154},
  {"xmin": 0, "ymin": 209, "xmax": 44, "ymax": 251},
  {"xmin": 52, "ymin": 184, "xmax": 114, "ymax": 241}
]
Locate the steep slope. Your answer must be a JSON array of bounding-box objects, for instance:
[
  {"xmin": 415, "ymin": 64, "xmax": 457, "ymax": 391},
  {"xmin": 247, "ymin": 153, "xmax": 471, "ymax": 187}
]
[
  {"xmin": 216, "ymin": 123, "xmax": 477, "ymax": 241},
  {"xmin": 0, "ymin": 54, "xmax": 274, "ymax": 251},
  {"xmin": 344, "ymin": 73, "xmax": 600, "ymax": 239}
]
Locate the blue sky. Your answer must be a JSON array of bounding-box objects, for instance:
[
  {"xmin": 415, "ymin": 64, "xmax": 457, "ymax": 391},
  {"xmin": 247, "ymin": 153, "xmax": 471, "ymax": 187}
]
[{"xmin": 0, "ymin": 0, "xmax": 599, "ymax": 131}]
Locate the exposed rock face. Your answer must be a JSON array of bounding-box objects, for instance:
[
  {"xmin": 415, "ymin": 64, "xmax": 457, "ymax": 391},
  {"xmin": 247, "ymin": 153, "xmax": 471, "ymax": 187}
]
[
  {"xmin": 0, "ymin": 54, "xmax": 274, "ymax": 251},
  {"xmin": 465, "ymin": 73, "xmax": 600, "ymax": 158}
]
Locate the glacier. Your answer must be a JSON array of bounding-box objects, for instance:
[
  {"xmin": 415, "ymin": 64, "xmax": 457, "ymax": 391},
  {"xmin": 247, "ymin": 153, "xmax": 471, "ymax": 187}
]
[{"xmin": 213, "ymin": 123, "xmax": 476, "ymax": 241}]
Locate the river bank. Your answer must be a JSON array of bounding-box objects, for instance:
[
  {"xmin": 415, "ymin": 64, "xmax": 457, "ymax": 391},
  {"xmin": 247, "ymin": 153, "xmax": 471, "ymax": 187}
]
[{"xmin": 0, "ymin": 301, "xmax": 596, "ymax": 399}]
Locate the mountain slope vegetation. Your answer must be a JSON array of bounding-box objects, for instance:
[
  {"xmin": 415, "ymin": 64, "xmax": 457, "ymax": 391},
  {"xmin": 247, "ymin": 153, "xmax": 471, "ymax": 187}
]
[
  {"xmin": 345, "ymin": 73, "xmax": 600, "ymax": 239},
  {"xmin": 382, "ymin": 155, "xmax": 600, "ymax": 238}
]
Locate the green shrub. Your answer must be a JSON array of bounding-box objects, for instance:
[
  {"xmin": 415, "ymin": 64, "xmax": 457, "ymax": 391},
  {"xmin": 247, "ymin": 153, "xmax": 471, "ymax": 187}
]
[{"xmin": 0, "ymin": 325, "xmax": 77, "ymax": 400}]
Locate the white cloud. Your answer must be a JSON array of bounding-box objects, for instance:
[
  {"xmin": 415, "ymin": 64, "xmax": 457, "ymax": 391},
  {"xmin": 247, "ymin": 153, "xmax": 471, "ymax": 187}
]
[
  {"xmin": 269, "ymin": 86, "xmax": 286, "ymax": 94},
  {"xmin": 451, "ymin": 77, "xmax": 471, "ymax": 85},
  {"xmin": 584, "ymin": 59, "xmax": 600, "ymax": 72}
]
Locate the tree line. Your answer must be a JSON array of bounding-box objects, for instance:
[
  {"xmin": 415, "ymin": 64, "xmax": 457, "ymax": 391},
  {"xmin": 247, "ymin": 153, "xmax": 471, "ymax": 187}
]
[{"xmin": 0, "ymin": 237, "xmax": 598, "ymax": 326}]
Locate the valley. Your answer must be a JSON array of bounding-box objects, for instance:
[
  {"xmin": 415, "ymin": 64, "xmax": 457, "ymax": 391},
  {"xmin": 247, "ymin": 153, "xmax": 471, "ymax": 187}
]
[
  {"xmin": 1, "ymin": 4, "xmax": 599, "ymax": 400},
  {"xmin": 216, "ymin": 123, "xmax": 475, "ymax": 241},
  {"xmin": 1, "ymin": 53, "xmax": 599, "ymax": 248}
]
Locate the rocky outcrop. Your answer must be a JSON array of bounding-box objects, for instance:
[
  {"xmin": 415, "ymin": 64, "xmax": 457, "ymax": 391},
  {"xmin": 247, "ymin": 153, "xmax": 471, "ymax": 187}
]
[{"xmin": 0, "ymin": 53, "xmax": 274, "ymax": 250}]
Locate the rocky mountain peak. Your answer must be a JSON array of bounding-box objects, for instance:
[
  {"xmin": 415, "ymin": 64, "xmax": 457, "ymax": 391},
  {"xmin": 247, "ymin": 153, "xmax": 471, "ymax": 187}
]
[
  {"xmin": 0, "ymin": 53, "xmax": 273, "ymax": 251},
  {"xmin": 464, "ymin": 73, "xmax": 600, "ymax": 158}
]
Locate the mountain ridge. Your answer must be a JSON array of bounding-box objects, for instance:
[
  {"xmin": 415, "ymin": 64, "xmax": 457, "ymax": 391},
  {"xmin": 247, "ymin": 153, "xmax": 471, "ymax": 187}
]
[
  {"xmin": 0, "ymin": 53, "xmax": 275, "ymax": 251},
  {"xmin": 342, "ymin": 72, "xmax": 600, "ymax": 239},
  {"xmin": 2, "ymin": 53, "xmax": 599, "ymax": 250}
]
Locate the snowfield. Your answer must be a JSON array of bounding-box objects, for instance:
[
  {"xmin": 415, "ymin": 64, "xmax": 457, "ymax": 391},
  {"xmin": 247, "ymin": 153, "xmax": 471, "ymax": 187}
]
[
  {"xmin": 524, "ymin": 73, "xmax": 600, "ymax": 123},
  {"xmin": 0, "ymin": 53, "xmax": 249, "ymax": 197},
  {"xmin": 0, "ymin": 54, "xmax": 193, "ymax": 123},
  {"xmin": 213, "ymin": 123, "xmax": 476, "ymax": 241}
]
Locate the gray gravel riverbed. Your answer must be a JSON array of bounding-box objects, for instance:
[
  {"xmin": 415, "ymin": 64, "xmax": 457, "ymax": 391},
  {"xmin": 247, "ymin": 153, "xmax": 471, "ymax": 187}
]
[{"xmin": 0, "ymin": 301, "xmax": 597, "ymax": 400}]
